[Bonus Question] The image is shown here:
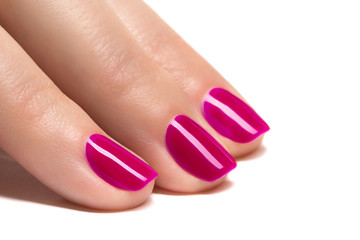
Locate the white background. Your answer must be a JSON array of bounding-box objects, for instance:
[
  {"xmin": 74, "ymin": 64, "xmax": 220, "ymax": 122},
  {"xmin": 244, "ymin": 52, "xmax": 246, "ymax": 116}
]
[{"xmin": 1, "ymin": 0, "xmax": 359, "ymax": 239}]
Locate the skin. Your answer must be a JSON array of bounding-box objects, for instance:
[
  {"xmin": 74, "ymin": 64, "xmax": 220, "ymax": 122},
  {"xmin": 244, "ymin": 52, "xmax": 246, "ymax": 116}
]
[{"xmin": 0, "ymin": 0, "xmax": 266, "ymax": 210}]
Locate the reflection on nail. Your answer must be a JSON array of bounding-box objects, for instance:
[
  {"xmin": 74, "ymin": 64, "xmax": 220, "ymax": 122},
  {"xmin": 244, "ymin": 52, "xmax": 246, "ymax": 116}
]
[
  {"xmin": 203, "ymin": 88, "xmax": 269, "ymax": 143},
  {"xmin": 166, "ymin": 115, "xmax": 236, "ymax": 182},
  {"xmin": 85, "ymin": 134, "xmax": 157, "ymax": 191}
]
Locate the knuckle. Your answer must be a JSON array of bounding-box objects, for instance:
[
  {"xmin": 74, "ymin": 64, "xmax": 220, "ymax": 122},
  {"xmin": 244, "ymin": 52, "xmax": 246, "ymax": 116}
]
[
  {"xmin": 6, "ymin": 72, "xmax": 61, "ymax": 127},
  {"xmin": 91, "ymin": 40, "xmax": 149, "ymax": 100}
]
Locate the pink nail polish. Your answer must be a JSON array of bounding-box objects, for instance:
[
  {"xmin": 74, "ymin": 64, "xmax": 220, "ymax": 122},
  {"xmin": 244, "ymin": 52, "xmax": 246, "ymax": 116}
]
[
  {"xmin": 202, "ymin": 88, "xmax": 270, "ymax": 143},
  {"xmin": 85, "ymin": 134, "xmax": 157, "ymax": 191},
  {"xmin": 165, "ymin": 115, "xmax": 236, "ymax": 182}
]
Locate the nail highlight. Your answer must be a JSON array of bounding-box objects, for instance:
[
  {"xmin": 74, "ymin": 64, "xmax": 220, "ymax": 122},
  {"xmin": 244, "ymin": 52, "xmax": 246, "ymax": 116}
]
[
  {"xmin": 202, "ymin": 88, "xmax": 270, "ymax": 143},
  {"xmin": 85, "ymin": 134, "xmax": 157, "ymax": 191},
  {"xmin": 165, "ymin": 115, "xmax": 236, "ymax": 182}
]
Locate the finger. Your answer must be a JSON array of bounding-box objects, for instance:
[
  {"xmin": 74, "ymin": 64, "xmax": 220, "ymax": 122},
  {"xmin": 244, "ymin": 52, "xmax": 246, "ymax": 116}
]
[
  {"xmin": 0, "ymin": 1, "xmax": 236, "ymax": 192},
  {"xmin": 0, "ymin": 26, "xmax": 156, "ymax": 210},
  {"xmin": 105, "ymin": 0, "xmax": 270, "ymax": 157}
]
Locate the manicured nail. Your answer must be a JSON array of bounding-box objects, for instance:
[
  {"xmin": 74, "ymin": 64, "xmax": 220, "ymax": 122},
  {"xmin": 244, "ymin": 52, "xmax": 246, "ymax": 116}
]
[
  {"xmin": 202, "ymin": 88, "xmax": 270, "ymax": 143},
  {"xmin": 85, "ymin": 134, "xmax": 157, "ymax": 191},
  {"xmin": 165, "ymin": 115, "xmax": 236, "ymax": 182}
]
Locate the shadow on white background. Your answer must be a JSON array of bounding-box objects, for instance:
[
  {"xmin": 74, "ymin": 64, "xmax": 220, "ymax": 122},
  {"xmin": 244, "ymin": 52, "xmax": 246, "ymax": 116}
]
[{"xmin": 0, "ymin": 147, "xmax": 265, "ymax": 210}]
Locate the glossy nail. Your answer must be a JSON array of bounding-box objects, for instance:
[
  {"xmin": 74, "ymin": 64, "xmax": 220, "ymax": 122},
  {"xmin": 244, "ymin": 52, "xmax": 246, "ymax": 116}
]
[
  {"xmin": 202, "ymin": 88, "xmax": 270, "ymax": 143},
  {"xmin": 165, "ymin": 115, "xmax": 236, "ymax": 182},
  {"xmin": 85, "ymin": 134, "xmax": 157, "ymax": 191}
]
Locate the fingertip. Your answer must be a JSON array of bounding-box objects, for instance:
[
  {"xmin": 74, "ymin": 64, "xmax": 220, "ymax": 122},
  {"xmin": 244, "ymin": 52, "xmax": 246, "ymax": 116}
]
[
  {"xmin": 85, "ymin": 133, "xmax": 158, "ymax": 192},
  {"xmin": 73, "ymin": 179, "xmax": 156, "ymax": 211},
  {"xmin": 73, "ymin": 133, "xmax": 157, "ymax": 210}
]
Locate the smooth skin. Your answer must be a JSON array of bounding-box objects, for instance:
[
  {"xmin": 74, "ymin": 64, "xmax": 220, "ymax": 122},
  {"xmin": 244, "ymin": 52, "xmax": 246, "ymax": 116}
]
[{"xmin": 0, "ymin": 0, "xmax": 265, "ymax": 210}]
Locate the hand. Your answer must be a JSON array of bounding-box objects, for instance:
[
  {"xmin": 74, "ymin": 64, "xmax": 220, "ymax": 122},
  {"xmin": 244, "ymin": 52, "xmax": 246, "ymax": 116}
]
[{"xmin": 0, "ymin": 0, "xmax": 269, "ymax": 210}]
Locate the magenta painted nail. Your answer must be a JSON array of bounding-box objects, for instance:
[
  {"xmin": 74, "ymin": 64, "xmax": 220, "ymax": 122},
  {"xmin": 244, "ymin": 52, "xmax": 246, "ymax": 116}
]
[
  {"xmin": 165, "ymin": 115, "xmax": 236, "ymax": 182},
  {"xmin": 202, "ymin": 88, "xmax": 270, "ymax": 143},
  {"xmin": 85, "ymin": 134, "xmax": 157, "ymax": 191}
]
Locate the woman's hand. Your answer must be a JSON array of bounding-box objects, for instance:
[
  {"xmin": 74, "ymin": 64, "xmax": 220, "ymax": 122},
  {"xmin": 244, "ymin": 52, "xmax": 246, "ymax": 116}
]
[{"xmin": 0, "ymin": 0, "xmax": 269, "ymax": 210}]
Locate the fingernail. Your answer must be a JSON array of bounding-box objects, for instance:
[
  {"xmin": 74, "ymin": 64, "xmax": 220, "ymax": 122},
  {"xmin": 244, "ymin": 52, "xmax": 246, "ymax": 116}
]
[
  {"xmin": 165, "ymin": 115, "xmax": 236, "ymax": 182},
  {"xmin": 85, "ymin": 134, "xmax": 158, "ymax": 191},
  {"xmin": 202, "ymin": 88, "xmax": 270, "ymax": 143}
]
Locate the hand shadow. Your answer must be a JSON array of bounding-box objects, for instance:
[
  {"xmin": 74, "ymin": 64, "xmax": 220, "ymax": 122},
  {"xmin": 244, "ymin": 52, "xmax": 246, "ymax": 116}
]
[
  {"xmin": 0, "ymin": 149, "xmax": 112, "ymax": 212},
  {"xmin": 0, "ymin": 149, "xmax": 155, "ymax": 212},
  {"xmin": 0, "ymin": 145, "xmax": 267, "ymax": 209},
  {"xmin": 0, "ymin": 150, "xmax": 80, "ymax": 210}
]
